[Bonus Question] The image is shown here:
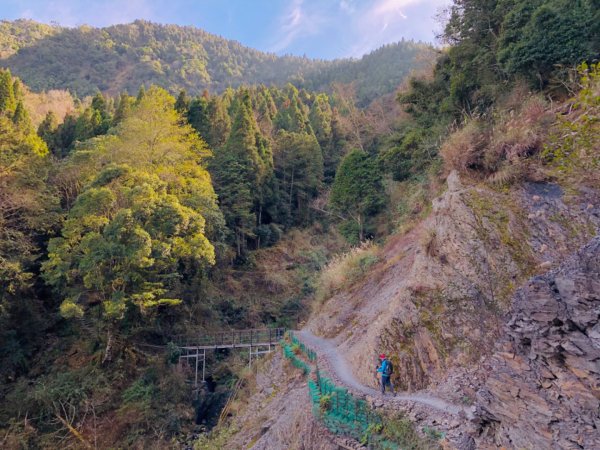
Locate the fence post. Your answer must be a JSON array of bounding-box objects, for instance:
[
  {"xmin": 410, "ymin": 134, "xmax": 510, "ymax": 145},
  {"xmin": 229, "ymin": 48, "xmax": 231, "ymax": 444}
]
[{"xmin": 194, "ymin": 346, "xmax": 199, "ymax": 388}]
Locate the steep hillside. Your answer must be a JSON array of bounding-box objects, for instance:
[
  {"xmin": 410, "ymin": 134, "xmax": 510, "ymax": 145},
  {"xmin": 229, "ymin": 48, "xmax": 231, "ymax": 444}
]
[
  {"xmin": 214, "ymin": 71, "xmax": 599, "ymax": 446},
  {"xmin": 0, "ymin": 19, "xmax": 433, "ymax": 102},
  {"xmin": 219, "ymin": 171, "xmax": 598, "ymax": 449},
  {"xmin": 308, "ymin": 170, "xmax": 599, "ymax": 391},
  {"xmin": 1, "ymin": 1, "xmax": 597, "ymax": 448}
]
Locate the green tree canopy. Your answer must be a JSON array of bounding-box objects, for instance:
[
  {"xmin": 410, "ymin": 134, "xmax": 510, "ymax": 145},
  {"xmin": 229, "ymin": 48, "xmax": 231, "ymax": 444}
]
[
  {"xmin": 0, "ymin": 73, "xmax": 58, "ymax": 375},
  {"xmin": 0, "ymin": 69, "xmax": 16, "ymax": 114},
  {"xmin": 330, "ymin": 149, "xmax": 385, "ymax": 242},
  {"xmin": 43, "ymin": 166, "xmax": 215, "ymax": 321},
  {"xmin": 43, "ymin": 85, "xmax": 223, "ymax": 327},
  {"xmin": 274, "ymin": 130, "xmax": 323, "ymax": 225}
]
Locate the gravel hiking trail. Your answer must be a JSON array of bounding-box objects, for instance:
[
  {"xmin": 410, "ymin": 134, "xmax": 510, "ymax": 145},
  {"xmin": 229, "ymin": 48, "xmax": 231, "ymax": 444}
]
[{"xmin": 296, "ymin": 329, "xmax": 474, "ymax": 419}]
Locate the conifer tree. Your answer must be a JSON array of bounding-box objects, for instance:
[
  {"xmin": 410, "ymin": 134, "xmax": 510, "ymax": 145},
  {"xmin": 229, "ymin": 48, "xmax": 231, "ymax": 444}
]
[
  {"xmin": 12, "ymin": 100, "xmax": 31, "ymax": 131},
  {"xmin": 113, "ymin": 92, "xmax": 134, "ymax": 124},
  {"xmin": 207, "ymin": 96, "xmax": 231, "ymax": 148},
  {"xmin": 330, "ymin": 149, "xmax": 385, "ymax": 242},
  {"xmin": 175, "ymin": 89, "xmax": 190, "ymax": 113},
  {"xmin": 211, "ymin": 89, "xmax": 273, "ymax": 255},
  {"xmin": 274, "ymin": 83, "xmax": 309, "ymax": 133},
  {"xmin": 37, "ymin": 111, "xmax": 59, "ymax": 150},
  {"xmin": 188, "ymin": 96, "xmax": 211, "ymax": 143},
  {"xmin": 274, "ymin": 131, "xmax": 323, "ymax": 225},
  {"xmin": 0, "ymin": 69, "xmax": 16, "ymax": 114},
  {"xmin": 136, "ymin": 85, "xmax": 146, "ymax": 103}
]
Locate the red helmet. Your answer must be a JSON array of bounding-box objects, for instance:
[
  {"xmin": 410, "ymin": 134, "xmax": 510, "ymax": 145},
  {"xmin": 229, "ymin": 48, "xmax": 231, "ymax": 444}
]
[{"xmin": 379, "ymin": 353, "xmax": 386, "ymax": 359}]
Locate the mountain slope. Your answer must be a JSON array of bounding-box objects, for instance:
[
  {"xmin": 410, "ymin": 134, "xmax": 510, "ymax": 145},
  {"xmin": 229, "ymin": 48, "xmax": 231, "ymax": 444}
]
[{"xmin": 0, "ymin": 19, "xmax": 433, "ymax": 103}]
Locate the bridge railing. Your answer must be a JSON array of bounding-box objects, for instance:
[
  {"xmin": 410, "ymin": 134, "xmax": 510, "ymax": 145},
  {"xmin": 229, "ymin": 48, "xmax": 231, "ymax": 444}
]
[{"xmin": 172, "ymin": 327, "xmax": 285, "ymax": 348}]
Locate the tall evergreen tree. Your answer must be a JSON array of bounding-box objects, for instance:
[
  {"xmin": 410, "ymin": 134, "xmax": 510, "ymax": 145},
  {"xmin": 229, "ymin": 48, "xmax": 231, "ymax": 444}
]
[
  {"xmin": 207, "ymin": 96, "xmax": 231, "ymax": 148},
  {"xmin": 274, "ymin": 83, "xmax": 309, "ymax": 133},
  {"xmin": 0, "ymin": 69, "xmax": 16, "ymax": 114},
  {"xmin": 274, "ymin": 131, "xmax": 323, "ymax": 225},
  {"xmin": 113, "ymin": 92, "xmax": 134, "ymax": 124},
  {"xmin": 12, "ymin": 101, "xmax": 31, "ymax": 131},
  {"xmin": 211, "ymin": 90, "xmax": 274, "ymax": 255},
  {"xmin": 188, "ymin": 96, "xmax": 211, "ymax": 143},
  {"xmin": 37, "ymin": 111, "xmax": 59, "ymax": 152},
  {"xmin": 175, "ymin": 89, "xmax": 190, "ymax": 113},
  {"xmin": 330, "ymin": 149, "xmax": 385, "ymax": 242}
]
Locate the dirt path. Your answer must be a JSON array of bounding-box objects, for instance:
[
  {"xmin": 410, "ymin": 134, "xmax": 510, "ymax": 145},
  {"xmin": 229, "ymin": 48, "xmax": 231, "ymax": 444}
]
[{"xmin": 296, "ymin": 329, "xmax": 474, "ymax": 419}]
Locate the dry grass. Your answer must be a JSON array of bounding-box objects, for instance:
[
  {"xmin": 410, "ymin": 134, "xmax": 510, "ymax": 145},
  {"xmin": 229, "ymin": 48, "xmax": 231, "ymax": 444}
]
[
  {"xmin": 486, "ymin": 97, "xmax": 552, "ymax": 168},
  {"xmin": 314, "ymin": 241, "xmax": 380, "ymax": 306},
  {"xmin": 440, "ymin": 91, "xmax": 554, "ymax": 187},
  {"xmin": 440, "ymin": 120, "xmax": 488, "ymax": 173}
]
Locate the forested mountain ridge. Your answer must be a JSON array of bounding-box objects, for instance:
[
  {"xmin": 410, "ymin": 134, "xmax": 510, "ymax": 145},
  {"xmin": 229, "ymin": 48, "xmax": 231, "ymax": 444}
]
[
  {"xmin": 1, "ymin": 0, "xmax": 599, "ymax": 447},
  {"xmin": 0, "ymin": 19, "xmax": 433, "ymax": 104}
]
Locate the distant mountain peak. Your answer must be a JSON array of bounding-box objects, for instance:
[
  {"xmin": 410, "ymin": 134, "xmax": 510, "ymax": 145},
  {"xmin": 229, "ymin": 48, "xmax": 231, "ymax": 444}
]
[{"xmin": 0, "ymin": 19, "xmax": 434, "ymax": 104}]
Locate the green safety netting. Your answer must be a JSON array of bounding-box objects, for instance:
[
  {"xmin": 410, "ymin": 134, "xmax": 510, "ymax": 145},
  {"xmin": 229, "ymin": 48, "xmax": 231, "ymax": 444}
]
[
  {"xmin": 280, "ymin": 341, "xmax": 311, "ymax": 375},
  {"xmin": 281, "ymin": 335, "xmax": 401, "ymax": 449},
  {"xmin": 288, "ymin": 332, "xmax": 318, "ymax": 362},
  {"xmin": 309, "ymin": 369, "xmax": 392, "ymax": 447}
]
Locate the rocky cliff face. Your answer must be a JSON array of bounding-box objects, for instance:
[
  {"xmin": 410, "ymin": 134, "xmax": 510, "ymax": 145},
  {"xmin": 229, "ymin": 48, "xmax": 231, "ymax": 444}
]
[
  {"xmin": 228, "ymin": 173, "xmax": 599, "ymax": 449},
  {"xmin": 308, "ymin": 171, "xmax": 599, "ymax": 397},
  {"xmin": 475, "ymin": 237, "xmax": 600, "ymax": 449}
]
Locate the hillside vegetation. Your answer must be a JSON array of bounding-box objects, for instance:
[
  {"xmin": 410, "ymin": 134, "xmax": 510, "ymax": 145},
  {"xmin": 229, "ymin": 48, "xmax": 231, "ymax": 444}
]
[
  {"xmin": 0, "ymin": 19, "xmax": 433, "ymax": 105},
  {"xmin": 0, "ymin": 0, "xmax": 599, "ymax": 448},
  {"xmin": 200, "ymin": 0, "xmax": 600, "ymax": 448}
]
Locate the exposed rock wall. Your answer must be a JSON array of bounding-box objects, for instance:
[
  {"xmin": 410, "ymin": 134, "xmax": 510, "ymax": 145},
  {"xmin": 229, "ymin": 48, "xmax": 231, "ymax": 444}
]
[
  {"xmin": 476, "ymin": 237, "xmax": 600, "ymax": 449},
  {"xmin": 308, "ymin": 171, "xmax": 599, "ymax": 398}
]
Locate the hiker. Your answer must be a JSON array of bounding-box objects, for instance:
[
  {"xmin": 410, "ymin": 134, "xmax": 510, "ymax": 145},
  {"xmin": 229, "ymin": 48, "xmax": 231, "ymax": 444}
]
[{"xmin": 376, "ymin": 353, "xmax": 395, "ymax": 395}]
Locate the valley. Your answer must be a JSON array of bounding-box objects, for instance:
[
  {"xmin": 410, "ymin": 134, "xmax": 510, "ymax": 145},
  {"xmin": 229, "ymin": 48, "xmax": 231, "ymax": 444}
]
[{"xmin": 0, "ymin": 1, "xmax": 598, "ymax": 449}]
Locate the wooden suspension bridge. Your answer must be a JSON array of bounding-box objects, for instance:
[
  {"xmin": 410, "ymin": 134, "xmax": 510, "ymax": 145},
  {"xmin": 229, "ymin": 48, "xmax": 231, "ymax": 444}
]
[{"xmin": 173, "ymin": 328, "xmax": 286, "ymax": 387}]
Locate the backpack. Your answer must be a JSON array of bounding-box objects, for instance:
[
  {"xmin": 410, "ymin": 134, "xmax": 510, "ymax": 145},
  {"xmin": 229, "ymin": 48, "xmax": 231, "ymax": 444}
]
[{"xmin": 384, "ymin": 360, "xmax": 393, "ymax": 376}]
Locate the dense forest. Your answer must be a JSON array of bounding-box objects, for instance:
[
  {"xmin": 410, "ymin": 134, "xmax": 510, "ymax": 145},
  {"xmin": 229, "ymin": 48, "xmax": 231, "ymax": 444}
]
[
  {"xmin": 0, "ymin": 19, "xmax": 433, "ymax": 105},
  {"xmin": 0, "ymin": 63, "xmax": 400, "ymax": 446},
  {"xmin": 0, "ymin": 0, "xmax": 599, "ymax": 448}
]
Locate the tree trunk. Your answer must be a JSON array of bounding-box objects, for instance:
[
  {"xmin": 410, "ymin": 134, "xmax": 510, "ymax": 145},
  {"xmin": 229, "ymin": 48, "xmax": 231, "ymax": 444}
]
[{"xmin": 358, "ymin": 214, "xmax": 364, "ymax": 242}]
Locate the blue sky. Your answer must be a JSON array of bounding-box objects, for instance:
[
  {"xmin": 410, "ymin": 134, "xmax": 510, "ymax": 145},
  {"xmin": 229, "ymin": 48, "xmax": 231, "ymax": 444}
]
[{"xmin": 1, "ymin": 0, "xmax": 451, "ymax": 59}]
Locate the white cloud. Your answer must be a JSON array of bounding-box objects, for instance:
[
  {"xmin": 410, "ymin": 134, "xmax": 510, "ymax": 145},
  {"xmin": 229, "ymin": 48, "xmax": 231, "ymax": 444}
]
[
  {"xmin": 16, "ymin": 0, "xmax": 155, "ymax": 27},
  {"xmin": 372, "ymin": 0, "xmax": 420, "ymax": 16},
  {"xmin": 347, "ymin": 0, "xmax": 451, "ymax": 57},
  {"xmin": 269, "ymin": 0, "xmax": 329, "ymax": 54}
]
